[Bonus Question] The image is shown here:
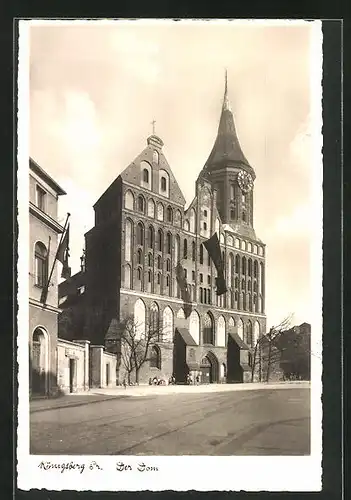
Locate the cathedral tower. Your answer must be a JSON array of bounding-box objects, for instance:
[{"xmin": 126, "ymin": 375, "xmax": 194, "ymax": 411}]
[{"xmin": 201, "ymin": 71, "xmax": 256, "ymax": 240}]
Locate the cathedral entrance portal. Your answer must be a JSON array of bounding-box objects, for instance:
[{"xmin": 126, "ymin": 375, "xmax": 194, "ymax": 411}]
[{"xmin": 200, "ymin": 353, "xmax": 218, "ymax": 384}]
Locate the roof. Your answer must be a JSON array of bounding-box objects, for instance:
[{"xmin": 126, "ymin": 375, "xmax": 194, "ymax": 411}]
[
  {"xmin": 29, "ymin": 158, "xmax": 66, "ymax": 195},
  {"xmin": 176, "ymin": 328, "xmax": 197, "ymax": 346},
  {"xmin": 203, "ymin": 75, "xmax": 254, "ymax": 174},
  {"xmin": 229, "ymin": 330, "xmax": 249, "ymax": 350}
]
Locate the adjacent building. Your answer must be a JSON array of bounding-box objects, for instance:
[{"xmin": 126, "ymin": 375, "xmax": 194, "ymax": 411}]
[
  {"xmin": 29, "ymin": 158, "xmax": 66, "ymax": 396},
  {"xmin": 59, "ymin": 78, "xmax": 267, "ymax": 384}
]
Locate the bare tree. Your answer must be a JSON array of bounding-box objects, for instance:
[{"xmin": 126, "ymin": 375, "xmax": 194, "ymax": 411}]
[
  {"xmin": 251, "ymin": 314, "xmax": 294, "ymax": 382},
  {"xmin": 117, "ymin": 316, "xmax": 166, "ymax": 385}
]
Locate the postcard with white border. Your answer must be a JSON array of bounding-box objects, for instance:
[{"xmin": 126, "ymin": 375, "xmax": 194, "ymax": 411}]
[{"xmin": 17, "ymin": 18, "xmax": 323, "ymax": 492}]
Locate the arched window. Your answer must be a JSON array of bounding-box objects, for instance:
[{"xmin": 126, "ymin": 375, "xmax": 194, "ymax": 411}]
[
  {"xmin": 217, "ymin": 316, "xmax": 226, "ymax": 347},
  {"xmin": 149, "ymin": 346, "xmax": 161, "ymax": 368},
  {"xmin": 148, "ymin": 269, "xmax": 152, "ymax": 284},
  {"xmin": 148, "ymin": 253, "xmax": 152, "ymax": 267},
  {"xmin": 125, "ymin": 219, "xmax": 133, "ymax": 261},
  {"xmin": 228, "ymin": 253, "xmax": 234, "ymax": 286},
  {"xmin": 248, "ymin": 259, "xmax": 252, "ymax": 277},
  {"xmin": 227, "ymin": 235, "xmax": 233, "ymax": 247},
  {"xmin": 125, "ymin": 190, "xmax": 134, "ymax": 210},
  {"xmin": 241, "ymin": 279, "xmax": 245, "ymax": 290},
  {"xmin": 254, "ymin": 260, "xmax": 258, "ymax": 278},
  {"xmin": 166, "ymin": 258, "xmax": 171, "ymax": 272},
  {"xmin": 174, "ymin": 209, "xmax": 182, "ymax": 227},
  {"xmin": 246, "ymin": 321, "xmax": 253, "ymax": 347},
  {"xmin": 153, "ymin": 150, "xmax": 159, "ymax": 164},
  {"xmin": 137, "ymin": 267, "xmax": 142, "ymax": 282},
  {"xmin": 157, "ymin": 203, "xmax": 164, "ymax": 221},
  {"xmin": 147, "ymin": 199, "xmax": 155, "ymax": 218},
  {"xmin": 200, "ymin": 244, "xmax": 203, "ymax": 264},
  {"xmin": 235, "ymin": 255, "xmax": 240, "ymax": 273},
  {"xmin": 148, "ymin": 226, "xmax": 154, "ymax": 249},
  {"xmin": 184, "ymin": 220, "xmax": 190, "ymax": 231},
  {"xmin": 241, "ymin": 240, "xmax": 246, "ymax": 251},
  {"xmin": 163, "ymin": 306, "xmax": 173, "ymax": 342},
  {"xmin": 157, "ymin": 273, "xmax": 161, "ymax": 285},
  {"xmin": 235, "ymin": 238, "xmax": 240, "ymax": 249},
  {"xmin": 203, "ymin": 312, "xmax": 214, "ymax": 345},
  {"xmin": 200, "ymin": 287, "xmax": 203, "ymax": 303},
  {"xmin": 237, "ymin": 318, "xmax": 244, "ymax": 340},
  {"xmin": 228, "ymin": 317, "xmax": 235, "ymax": 331},
  {"xmin": 192, "ymin": 241, "xmax": 196, "ymax": 261},
  {"xmin": 157, "ymin": 255, "xmax": 162, "ymax": 270},
  {"xmin": 175, "ymin": 235, "xmax": 180, "ymax": 263},
  {"xmin": 161, "ymin": 176, "xmax": 167, "ymax": 192},
  {"xmin": 157, "ymin": 229, "xmax": 163, "ymax": 251},
  {"xmin": 143, "ymin": 169, "xmax": 149, "ymax": 183},
  {"xmin": 166, "ymin": 206, "xmax": 173, "ymax": 223},
  {"xmin": 137, "ymin": 222, "xmax": 144, "ymax": 246},
  {"xmin": 177, "ymin": 308, "xmax": 185, "ymax": 319},
  {"xmin": 248, "ymin": 279, "xmax": 252, "ymax": 291},
  {"xmin": 242, "ymin": 256, "xmax": 246, "ymax": 274},
  {"xmin": 253, "ymin": 281, "xmax": 257, "ymax": 292},
  {"xmin": 260, "ymin": 262, "xmax": 264, "ymax": 294},
  {"xmin": 248, "ymin": 293, "xmax": 253, "ymax": 311},
  {"xmin": 242, "ymin": 292, "xmax": 246, "ymax": 310},
  {"xmin": 183, "ymin": 239, "xmax": 188, "ymax": 259},
  {"xmin": 235, "ymin": 277, "xmax": 239, "ymax": 289},
  {"xmin": 150, "ymin": 302, "xmax": 159, "ymax": 336},
  {"xmin": 189, "ymin": 310, "xmax": 200, "ymax": 344},
  {"xmin": 134, "ymin": 298, "xmax": 146, "ymax": 339},
  {"xmin": 137, "ymin": 249, "xmax": 142, "ymax": 265},
  {"xmin": 247, "ymin": 242, "xmax": 252, "ymax": 253},
  {"xmin": 166, "ymin": 233, "xmax": 172, "ymax": 254},
  {"xmin": 34, "ymin": 242, "xmax": 48, "ymax": 288},
  {"xmin": 254, "ymin": 244, "xmax": 258, "ymax": 254},
  {"xmin": 124, "ymin": 264, "xmax": 131, "ymax": 289},
  {"xmin": 137, "ymin": 195, "xmax": 145, "ymax": 213},
  {"xmin": 207, "ymin": 289, "xmax": 211, "ymax": 304}
]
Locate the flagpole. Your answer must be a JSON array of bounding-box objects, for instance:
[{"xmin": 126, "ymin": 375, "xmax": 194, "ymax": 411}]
[{"xmin": 41, "ymin": 212, "xmax": 70, "ymax": 304}]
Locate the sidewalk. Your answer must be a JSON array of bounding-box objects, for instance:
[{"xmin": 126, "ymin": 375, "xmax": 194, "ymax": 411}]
[
  {"xmin": 30, "ymin": 380, "xmax": 310, "ymax": 412},
  {"xmin": 91, "ymin": 380, "xmax": 310, "ymax": 397}
]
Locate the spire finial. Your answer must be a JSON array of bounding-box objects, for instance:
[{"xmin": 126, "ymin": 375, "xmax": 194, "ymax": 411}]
[
  {"xmin": 223, "ymin": 69, "xmax": 231, "ymax": 111},
  {"xmin": 151, "ymin": 119, "xmax": 156, "ymax": 135}
]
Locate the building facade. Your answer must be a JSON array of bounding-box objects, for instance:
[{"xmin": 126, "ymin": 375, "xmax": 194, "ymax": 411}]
[
  {"xmin": 29, "ymin": 158, "xmax": 66, "ymax": 396},
  {"xmin": 59, "ymin": 80, "xmax": 267, "ymax": 384}
]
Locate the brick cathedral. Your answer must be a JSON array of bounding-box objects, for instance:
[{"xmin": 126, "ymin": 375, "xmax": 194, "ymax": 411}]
[{"xmin": 59, "ymin": 76, "xmax": 267, "ymax": 384}]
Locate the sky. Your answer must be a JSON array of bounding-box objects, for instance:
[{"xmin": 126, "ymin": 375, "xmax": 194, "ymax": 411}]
[{"xmin": 28, "ymin": 20, "xmax": 322, "ymax": 329}]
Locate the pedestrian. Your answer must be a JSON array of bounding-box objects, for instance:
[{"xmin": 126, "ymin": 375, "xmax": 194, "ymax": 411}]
[
  {"xmin": 123, "ymin": 378, "xmax": 126, "ymax": 389},
  {"xmin": 196, "ymin": 374, "xmax": 200, "ymax": 385}
]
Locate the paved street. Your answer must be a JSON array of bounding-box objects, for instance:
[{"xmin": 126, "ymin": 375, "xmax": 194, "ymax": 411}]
[{"xmin": 30, "ymin": 385, "xmax": 310, "ymax": 455}]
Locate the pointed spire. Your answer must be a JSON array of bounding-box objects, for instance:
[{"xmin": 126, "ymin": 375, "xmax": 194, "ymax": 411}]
[
  {"xmin": 223, "ymin": 68, "xmax": 231, "ymax": 111},
  {"xmin": 202, "ymin": 71, "xmax": 253, "ymax": 173}
]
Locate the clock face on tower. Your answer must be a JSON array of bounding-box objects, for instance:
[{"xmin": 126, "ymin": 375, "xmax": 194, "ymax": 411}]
[{"xmin": 237, "ymin": 170, "xmax": 254, "ymax": 193}]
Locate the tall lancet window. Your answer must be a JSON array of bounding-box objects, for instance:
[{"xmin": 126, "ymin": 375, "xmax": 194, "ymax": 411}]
[{"xmin": 125, "ymin": 219, "xmax": 133, "ymax": 262}]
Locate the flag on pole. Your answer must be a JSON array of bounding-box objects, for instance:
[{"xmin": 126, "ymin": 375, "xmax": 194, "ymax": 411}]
[
  {"xmin": 203, "ymin": 233, "xmax": 228, "ymax": 296},
  {"xmin": 175, "ymin": 262, "xmax": 192, "ymax": 318},
  {"xmin": 57, "ymin": 224, "xmax": 71, "ymax": 279}
]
